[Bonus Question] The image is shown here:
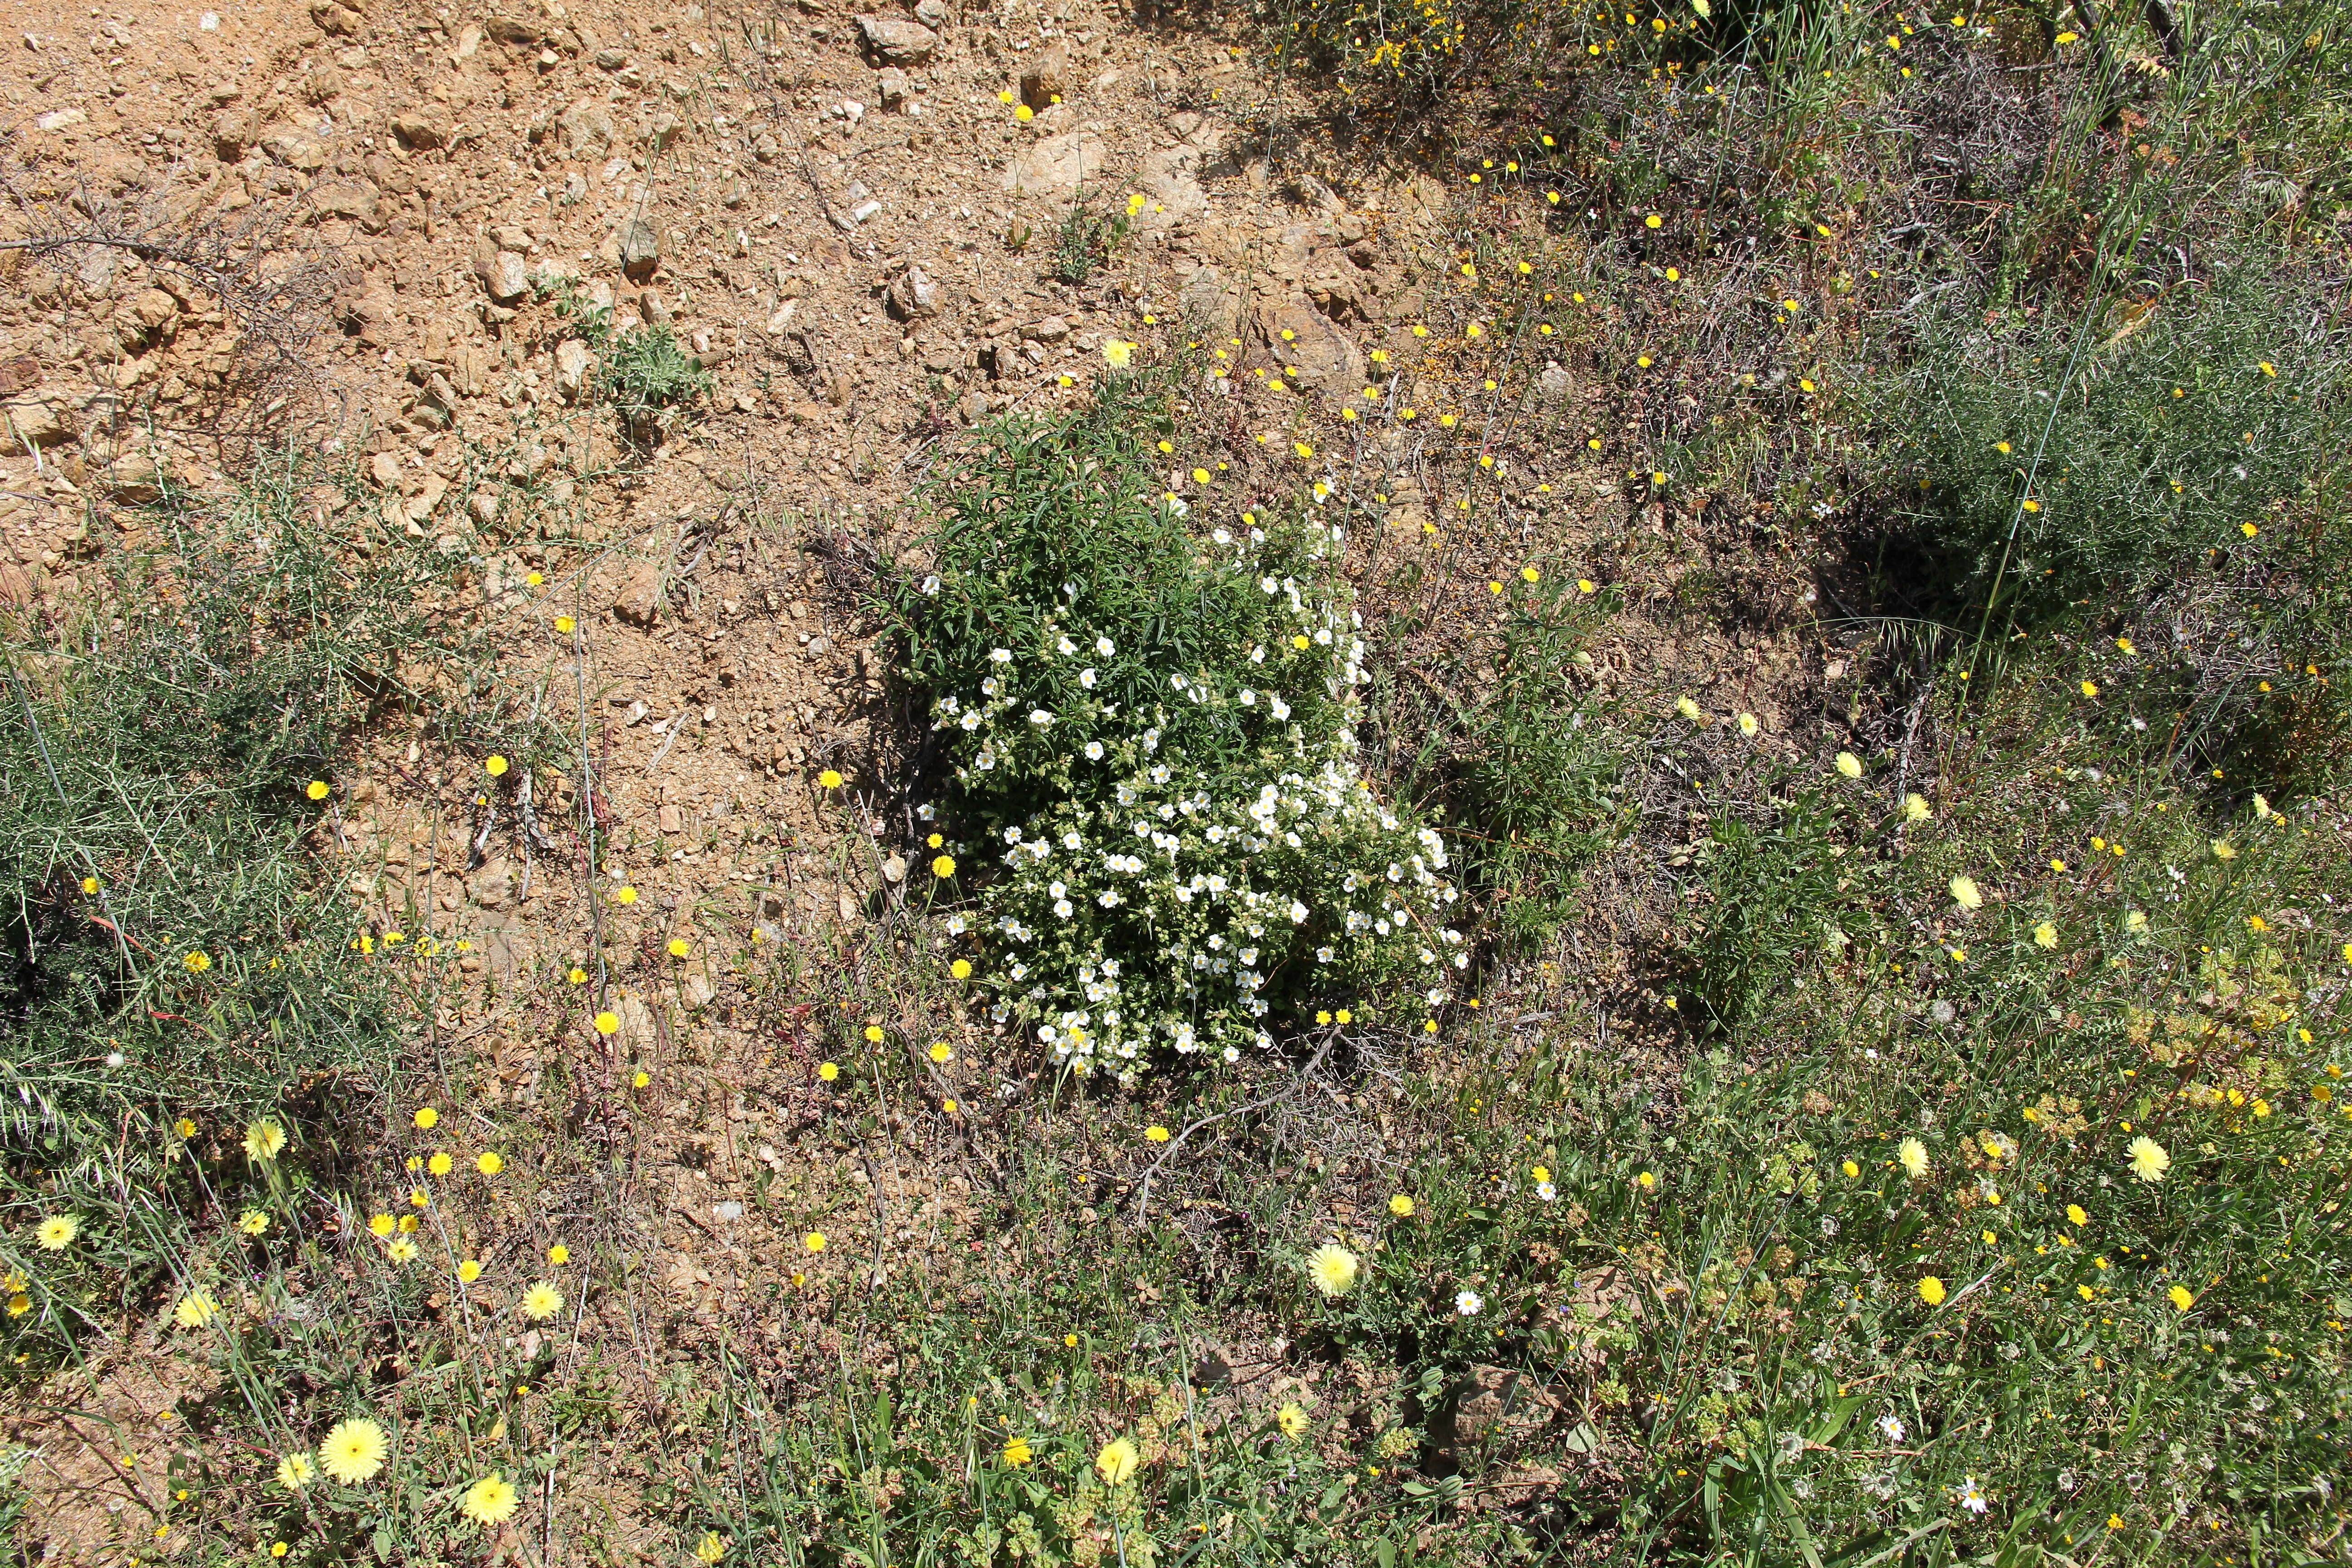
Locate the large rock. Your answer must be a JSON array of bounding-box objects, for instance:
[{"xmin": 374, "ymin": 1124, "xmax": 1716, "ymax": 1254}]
[
  {"xmin": 1004, "ymin": 131, "xmax": 1106, "ymax": 197},
  {"xmin": 885, "ymin": 265, "xmax": 940, "ymax": 321},
  {"xmin": 1179, "ymin": 266, "xmax": 1241, "ymax": 338},
  {"xmin": 2, "ymin": 402, "xmax": 75, "ymax": 448},
  {"xmin": 1252, "ymin": 299, "xmax": 1364, "ymax": 393},
  {"xmin": 261, "ymin": 127, "xmax": 330, "ymax": 171},
  {"xmin": 857, "ymin": 15, "xmax": 940, "ymax": 64}
]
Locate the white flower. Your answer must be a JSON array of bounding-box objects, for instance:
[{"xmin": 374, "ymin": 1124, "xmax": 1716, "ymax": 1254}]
[
  {"xmin": 1079, "ymin": 668, "xmax": 1097, "ymax": 688},
  {"xmin": 1029, "ymin": 709, "xmax": 1054, "ymax": 727},
  {"xmin": 1057, "ymin": 635, "xmax": 1078, "ymax": 655},
  {"xmin": 1239, "ymin": 688, "xmax": 1256, "ymax": 706},
  {"xmin": 1536, "ymin": 1181, "xmax": 1557, "ymax": 1201},
  {"xmin": 1955, "ymin": 1476, "xmax": 1988, "ymax": 1514},
  {"xmin": 1085, "ymin": 741, "xmax": 1105, "ymax": 760},
  {"xmin": 990, "ymin": 647, "xmax": 1012, "ymax": 665},
  {"xmin": 1316, "ymin": 946, "xmax": 1333, "ymax": 963},
  {"xmin": 1288, "ymin": 900, "xmax": 1308, "ymax": 923},
  {"xmin": 1095, "ymin": 637, "xmax": 1114, "ymax": 657},
  {"xmin": 921, "ymin": 574, "xmax": 941, "ymax": 595},
  {"xmin": 1454, "ymin": 1290, "xmax": 1483, "ymax": 1317},
  {"xmin": 1877, "ymin": 1415, "xmax": 1905, "ymax": 1443},
  {"xmin": 1063, "ymin": 832, "xmax": 1083, "ymax": 851},
  {"xmin": 1270, "ymin": 696, "xmax": 1290, "ymax": 720}
]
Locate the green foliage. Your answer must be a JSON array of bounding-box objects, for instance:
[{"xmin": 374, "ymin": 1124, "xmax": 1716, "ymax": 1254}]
[
  {"xmin": 887, "ymin": 380, "xmax": 1464, "ymax": 1074},
  {"xmin": 0, "ymin": 447, "xmax": 462, "ymax": 1357},
  {"xmin": 1878, "ymin": 266, "xmax": 2344, "ymax": 627},
  {"xmin": 1050, "ymin": 194, "xmax": 1131, "ymax": 288},
  {"xmin": 546, "ymin": 279, "xmax": 712, "ymax": 441}
]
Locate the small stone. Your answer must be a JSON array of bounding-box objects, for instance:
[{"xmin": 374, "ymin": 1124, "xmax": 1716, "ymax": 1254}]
[
  {"xmin": 96, "ymin": 458, "xmax": 163, "ymax": 503},
  {"xmin": 555, "ymin": 338, "xmax": 592, "ymax": 401},
  {"xmin": 613, "ymin": 559, "xmax": 663, "ymax": 625},
  {"xmin": 210, "ymin": 107, "xmax": 257, "ymax": 159},
  {"xmin": 1019, "ymin": 315, "xmax": 1070, "ymax": 343},
  {"xmin": 1538, "ymin": 362, "xmax": 1575, "ymax": 404},
  {"xmin": 876, "ymin": 69, "xmax": 909, "ymax": 108},
  {"xmin": 881, "ymin": 853, "xmax": 907, "ymax": 883},
  {"xmin": 1004, "ymin": 131, "xmax": 1106, "ymax": 196},
  {"xmin": 913, "ymin": 0, "xmax": 949, "ymax": 26},
  {"xmin": 392, "ymin": 105, "xmax": 451, "ymax": 150},
  {"xmin": 886, "ymin": 265, "xmax": 939, "ymax": 320},
  {"xmin": 617, "ymin": 219, "xmax": 660, "ymax": 278},
  {"xmin": 466, "ymin": 859, "xmax": 514, "ymax": 909},
  {"xmin": 856, "ymin": 15, "xmax": 940, "ymax": 65},
  {"xmin": 478, "ymin": 249, "xmax": 530, "ymax": 304}
]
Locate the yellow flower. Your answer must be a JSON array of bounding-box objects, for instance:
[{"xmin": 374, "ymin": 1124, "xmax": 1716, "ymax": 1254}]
[
  {"xmin": 273, "ymin": 1545, "xmax": 289, "ymax": 1558},
  {"xmin": 549, "ymin": 1245, "xmax": 569, "ymax": 1265},
  {"xmin": 387, "ymin": 1238, "xmax": 418, "ymax": 1263},
  {"xmin": 276, "ymin": 1453, "xmax": 315, "ymax": 1491},
  {"xmin": 1276, "ymin": 1402, "xmax": 1309, "ymax": 1440},
  {"xmin": 1637, "ymin": 1171, "xmax": 1656, "ymax": 1191},
  {"xmin": 36, "ymin": 1214, "xmax": 78, "ymax": 1251},
  {"xmin": 2080, "ymin": 680, "xmax": 2098, "ymax": 698},
  {"xmin": 369, "ymin": 1213, "xmax": 395, "ymax": 1237},
  {"xmin": 1834, "ymin": 752, "xmax": 1864, "ymax": 779},
  {"xmin": 931, "ymin": 854, "xmax": 957, "ymax": 879},
  {"xmin": 1840, "ymin": 1160, "xmax": 1859, "ymax": 1179},
  {"xmin": 521, "ymin": 1282, "xmax": 564, "ymax": 1321},
  {"xmin": 82, "ymin": 877, "xmax": 101, "ymax": 894},
  {"xmin": 632, "ymin": 1070, "xmax": 650, "ymax": 1088},
  {"xmin": 1738, "ymin": 712, "xmax": 1760, "ymax": 738},
  {"xmin": 2168, "ymin": 1285, "xmax": 2195, "ymax": 1311},
  {"xmin": 1645, "ymin": 212, "xmax": 1662, "ymax": 228},
  {"xmin": 457, "ymin": 1259, "xmax": 482, "ymax": 1284},
  {"xmin": 594, "ymin": 1011, "xmax": 620, "ymax": 1035},
  {"xmin": 2210, "ymin": 839, "xmax": 2236, "ymax": 860},
  {"xmin": 1145, "ymin": 1125, "xmax": 1171, "ymax": 1143},
  {"xmin": 2034, "ymin": 922, "xmax": 2058, "ymax": 948},
  {"xmin": 1675, "ymin": 696, "xmax": 1703, "ymax": 722},
  {"xmin": 1002, "ymin": 1435, "xmax": 1033, "ymax": 1466},
  {"xmin": 1014, "ymin": 103, "xmax": 1034, "ymax": 120},
  {"xmin": 694, "ymin": 1531, "xmax": 727, "ymax": 1565},
  {"xmin": 1918, "ymin": 1276, "xmax": 1946, "ymax": 1306},
  {"xmin": 2127, "ymin": 1135, "xmax": 2170, "ymax": 1182},
  {"xmin": 930, "ymin": 1042, "xmax": 955, "ymax": 1063},
  {"xmin": 568, "ymin": 968, "xmax": 588, "ymax": 985},
  {"xmin": 238, "ymin": 1209, "xmax": 270, "ymax": 1236},
  {"xmin": 950, "ymin": 959, "xmax": 972, "ymax": 980},
  {"xmin": 1103, "ymin": 340, "xmax": 1135, "ymax": 369},
  {"xmin": 1949, "ymin": 876, "xmax": 1983, "ymax": 911},
  {"xmin": 554, "ymin": 615, "xmax": 576, "ymax": 634},
  {"xmin": 244, "ymin": 1119, "xmax": 287, "ymax": 1162},
  {"xmin": 173, "ymin": 1291, "xmax": 220, "ymax": 1329},
  {"xmin": 818, "ymin": 1062, "xmax": 839, "ymax": 1082},
  {"xmin": 306, "ymin": 780, "xmax": 331, "ymax": 801},
  {"xmin": 428, "ymin": 1152, "xmax": 452, "ymax": 1176},
  {"xmin": 819, "ymin": 770, "xmax": 844, "ymax": 790},
  {"xmin": 864, "ymin": 1025, "xmax": 885, "ymax": 1044},
  {"xmin": 485, "ymin": 755, "xmax": 509, "ymax": 778},
  {"xmin": 1389, "ymin": 1194, "xmax": 1414, "ymax": 1217},
  {"xmin": 1306, "ymin": 1243, "xmax": 1359, "ymax": 1297},
  {"xmin": 804, "ymin": 1232, "xmax": 827, "ymax": 1253},
  {"xmin": 1095, "ymin": 1437, "xmax": 1140, "ymax": 1487},
  {"xmin": 476, "ymin": 1152, "xmax": 504, "ymax": 1176},
  {"xmin": 667, "ymin": 938, "xmax": 691, "ymax": 958},
  {"xmin": 1898, "ymin": 1137, "xmax": 1929, "ymax": 1178},
  {"xmin": 413, "ymin": 1106, "xmax": 440, "ymax": 1131},
  {"xmin": 183, "ymin": 950, "xmax": 212, "ymax": 974},
  {"xmin": 5, "ymin": 1294, "xmax": 25, "ymax": 1318},
  {"xmin": 1904, "ymin": 793, "xmax": 1932, "ymax": 822},
  {"xmin": 318, "ymin": 1418, "xmax": 389, "ymax": 1485},
  {"xmin": 459, "ymin": 1471, "xmax": 519, "ymax": 1525}
]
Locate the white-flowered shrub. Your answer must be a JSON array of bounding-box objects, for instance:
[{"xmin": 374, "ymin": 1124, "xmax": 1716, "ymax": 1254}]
[{"xmin": 890, "ymin": 396, "xmax": 1459, "ymax": 1078}]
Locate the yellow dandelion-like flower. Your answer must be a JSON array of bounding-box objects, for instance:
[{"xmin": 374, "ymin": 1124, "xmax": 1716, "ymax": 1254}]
[
  {"xmin": 950, "ymin": 958, "xmax": 972, "ymax": 980},
  {"xmin": 173, "ymin": 1291, "xmax": 220, "ymax": 1330},
  {"xmin": 1905, "ymin": 793, "xmax": 1932, "ymax": 822},
  {"xmin": 485, "ymin": 755, "xmax": 509, "ymax": 778},
  {"xmin": 2034, "ymin": 922, "xmax": 2058, "ymax": 949},
  {"xmin": 554, "ymin": 615, "xmax": 576, "ymax": 634},
  {"xmin": 1898, "ymin": 1137, "xmax": 1929, "ymax": 1178},
  {"xmin": 244, "ymin": 1119, "xmax": 286, "ymax": 1162},
  {"xmin": 1840, "ymin": 1160, "xmax": 1859, "ymax": 1178},
  {"xmin": 1103, "ymin": 339, "xmax": 1135, "ymax": 368},
  {"xmin": 1918, "ymin": 1276, "xmax": 1946, "ymax": 1306},
  {"xmin": 238, "ymin": 1209, "xmax": 270, "ymax": 1237},
  {"xmin": 369, "ymin": 1213, "xmax": 395, "ymax": 1237},
  {"xmin": 1949, "ymin": 876, "xmax": 1983, "ymax": 911},
  {"xmin": 804, "ymin": 1232, "xmax": 827, "ymax": 1253},
  {"xmin": 931, "ymin": 854, "xmax": 957, "ymax": 878},
  {"xmin": 2167, "ymin": 1284, "xmax": 2194, "ymax": 1311},
  {"xmin": 459, "ymin": 1472, "xmax": 519, "ymax": 1525},
  {"xmin": 818, "ymin": 770, "xmax": 844, "ymax": 790},
  {"xmin": 387, "ymin": 1238, "xmax": 418, "ymax": 1264},
  {"xmin": 456, "ymin": 1259, "xmax": 482, "ymax": 1284},
  {"xmin": 549, "ymin": 1244, "xmax": 569, "ymax": 1265},
  {"xmin": 818, "ymin": 1063, "xmax": 839, "ymax": 1082},
  {"xmin": 276, "ymin": 1453, "xmax": 315, "ymax": 1491},
  {"xmin": 1834, "ymin": 751, "xmax": 1864, "ymax": 779},
  {"xmin": 930, "ymin": 1042, "xmax": 954, "ymax": 1063},
  {"xmin": 476, "ymin": 1152, "xmax": 504, "ymax": 1176},
  {"xmin": 318, "ymin": 1418, "xmax": 388, "ymax": 1485},
  {"xmin": 1002, "ymin": 1434, "xmax": 1033, "ymax": 1465},
  {"xmin": 428, "ymin": 1152, "xmax": 452, "ymax": 1176},
  {"xmin": 2066, "ymin": 1204, "xmax": 2088, "ymax": 1226},
  {"xmin": 694, "ymin": 1531, "xmax": 727, "ymax": 1565},
  {"xmin": 2127, "ymin": 1135, "xmax": 2170, "ymax": 1182},
  {"xmin": 1145, "ymin": 1125, "xmax": 1171, "ymax": 1143},
  {"xmin": 1389, "ymin": 1193, "xmax": 1414, "ymax": 1217},
  {"xmin": 520, "ymin": 1282, "xmax": 564, "ymax": 1321},
  {"xmin": 414, "ymin": 1106, "xmax": 439, "ymax": 1131},
  {"xmin": 1306, "ymin": 1243, "xmax": 1359, "ymax": 1297},
  {"xmin": 1096, "ymin": 1437, "xmax": 1140, "ymax": 1487},
  {"xmin": 37, "ymin": 1214, "xmax": 78, "ymax": 1251},
  {"xmin": 184, "ymin": 950, "xmax": 212, "ymax": 974},
  {"xmin": 1276, "ymin": 1402, "xmax": 1309, "ymax": 1440},
  {"xmin": 594, "ymin": 1011, "xmax": 620, "ymax": 1035},
  {"xmin": 2210, "ymin": 839, "xmax": 2236, "ymax": 860},
  {"xmin": 306, "ymin": 780, "xmax": 330, "ymax": 801},
  {"xmin": 667, "ymin": 938, "xmax": 691, "ymax": 958},
  {"xmin": 864, "ymin": 1024, "xmax": 886, "ymax": 1044}
]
